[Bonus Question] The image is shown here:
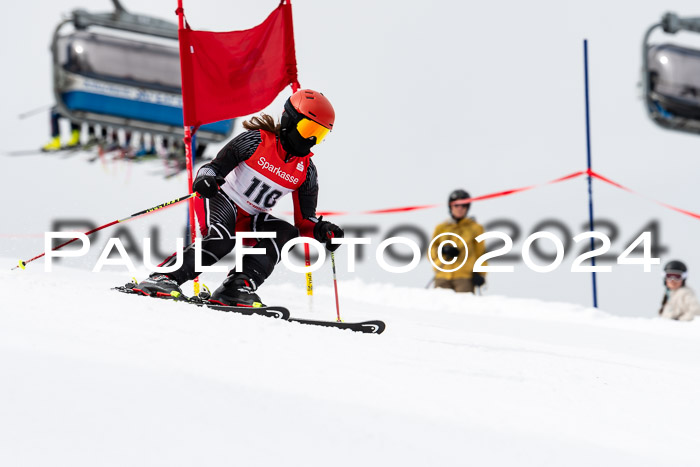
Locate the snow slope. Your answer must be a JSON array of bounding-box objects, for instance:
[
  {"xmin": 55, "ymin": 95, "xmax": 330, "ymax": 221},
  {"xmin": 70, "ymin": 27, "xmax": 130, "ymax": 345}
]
[{"xmin": 2, "ymin": 263, "xmax": 700, "ymax": 466}]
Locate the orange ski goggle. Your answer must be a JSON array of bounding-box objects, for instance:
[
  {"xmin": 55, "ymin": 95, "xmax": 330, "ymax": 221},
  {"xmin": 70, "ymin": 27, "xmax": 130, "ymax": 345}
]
[{"xmin": 296, "ymin": 118, "xmax": 331, "ymax": 144}]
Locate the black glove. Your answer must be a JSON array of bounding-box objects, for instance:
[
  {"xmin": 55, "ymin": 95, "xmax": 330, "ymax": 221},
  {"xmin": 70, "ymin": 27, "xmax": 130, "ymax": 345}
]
[
  {"xmin": 193, "ymin": 175, "xmax": 226, "ymax": 199},
  {"xmin": 314, "ymin": 219, "xmax": 344, "ymax": 252},
  {"xmin": 441, "ymin": 245, "xmax": 460, "ymax": 260},
  {"xmin": 472, "ymin": 272, "xmax": 485, "ymax": 287}
]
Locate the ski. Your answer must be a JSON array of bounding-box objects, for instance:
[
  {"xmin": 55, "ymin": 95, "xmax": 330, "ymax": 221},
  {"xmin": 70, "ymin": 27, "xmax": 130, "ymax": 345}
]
[
  {"xmin": 289, "ymin": 318, "xmax": 386, "ymax": 334},
  {"xmin": 187, "ymin": 296, "xmax": 290, "ymax": 320},
  {"xmin": 113, "ymin": 284, "xmax": 290, "ymax": 320},
  {"xmin": 112, "ymin": 283, "xmax": 385, "ymax": 334},
  {"xmin": 4, "ymin": 142, "xmax": 100, "ymax": 157},
  {"xmin": 4, "ymin": 149, "xmax": 44, "ymax": 156},
  {"xmin": 164, "ymin": 156, "xmax": 213, "ymax": 179}
]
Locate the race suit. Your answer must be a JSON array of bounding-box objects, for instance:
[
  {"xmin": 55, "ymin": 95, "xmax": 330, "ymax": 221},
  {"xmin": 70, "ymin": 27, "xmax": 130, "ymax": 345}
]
[{"xmin": 162, "ymin": 129, "xmax": 322, "ymax": 287}]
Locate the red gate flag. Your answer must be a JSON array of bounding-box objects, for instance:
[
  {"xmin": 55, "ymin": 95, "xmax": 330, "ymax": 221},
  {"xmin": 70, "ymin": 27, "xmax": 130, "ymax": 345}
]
[{"xmin": 178, "ymin": 1, "xmax": 300, "ymax": 127}]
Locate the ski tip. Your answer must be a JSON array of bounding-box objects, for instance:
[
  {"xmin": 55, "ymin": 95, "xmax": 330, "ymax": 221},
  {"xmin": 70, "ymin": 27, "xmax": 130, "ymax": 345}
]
[
  {"xmin": 288, "ymin": 318, "xmax": 386, "ymax": 334},
  {"xmin": 369, "ymin": 320, "xmax": 386, "ymax": 334}
]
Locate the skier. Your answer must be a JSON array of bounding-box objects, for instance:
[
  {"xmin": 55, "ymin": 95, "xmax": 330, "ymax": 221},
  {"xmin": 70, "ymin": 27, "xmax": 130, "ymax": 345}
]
[
  {"xmin": 659, "ymin": 260, "xmax": 700, "ymax": 321},
  {"xmin": 135, "ymin": 89, "xmax": 344, "ymax": 307},
  {"xmin": 429, "ymin": 189, "xmax": 486, "ymax": 293}
]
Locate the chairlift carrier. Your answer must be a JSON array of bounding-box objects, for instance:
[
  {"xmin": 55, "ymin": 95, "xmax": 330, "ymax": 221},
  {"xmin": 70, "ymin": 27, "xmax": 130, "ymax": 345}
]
[
  {"xmin": 51, "ymin": 1, "xmax": 234, "ymax": 144},
  {"xmin": 642, "ymin": 12, "xmax": 700, "ymax": 135}
]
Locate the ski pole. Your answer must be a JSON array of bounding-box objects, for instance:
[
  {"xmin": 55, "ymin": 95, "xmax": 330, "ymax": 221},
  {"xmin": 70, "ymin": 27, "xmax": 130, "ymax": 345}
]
[
  {"xmin": 328, "ymin": 233, "xmax": 342, "ymax": 322},
  {"xmin": 304, "ymin": 243, "xmax": 314, "ymax": 313},
  {"xmin": 12, "ymin": 192, "xmax": 198, "ymax": 271},
  {"xmin": 18, "ymin": 103, "xmax": 53, "ymax": 120}
]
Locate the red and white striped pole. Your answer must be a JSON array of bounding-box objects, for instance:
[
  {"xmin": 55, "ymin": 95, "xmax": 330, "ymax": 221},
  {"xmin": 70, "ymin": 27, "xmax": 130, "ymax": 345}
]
[
  {"xmin": 176, "ymin": 0, "xmax": 200, "ymax": 295},
  {"xmin": 328, "ymin": 232, "xmax": 342, "ymax": 322}
]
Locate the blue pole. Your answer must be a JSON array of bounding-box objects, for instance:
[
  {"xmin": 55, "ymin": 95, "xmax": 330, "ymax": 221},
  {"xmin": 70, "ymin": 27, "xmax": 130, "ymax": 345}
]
[{"xmin": 583, "ymin": 39, "xmax": 598, "ymax": 308}]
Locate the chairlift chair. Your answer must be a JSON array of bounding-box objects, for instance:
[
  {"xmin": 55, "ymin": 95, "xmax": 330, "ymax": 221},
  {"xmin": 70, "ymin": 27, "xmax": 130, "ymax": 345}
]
[
  {"xmin": 642, "ymin": 12, "xmax": 700, "ymax": 135},
  {"xmin": 51, "ymin": 0, "xmax": 235, "ymax": 145}
]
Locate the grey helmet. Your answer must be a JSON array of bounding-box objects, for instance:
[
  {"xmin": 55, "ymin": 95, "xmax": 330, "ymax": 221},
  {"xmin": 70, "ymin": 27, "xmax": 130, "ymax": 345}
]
[{"xmin": 663, "ymin": 260, "xmax": 688, "ymax": 286}]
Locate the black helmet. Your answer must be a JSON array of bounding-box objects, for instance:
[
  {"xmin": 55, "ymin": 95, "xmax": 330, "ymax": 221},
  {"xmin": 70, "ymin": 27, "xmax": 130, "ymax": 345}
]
[
  {"xmin": 448, "ymin": 189, "xmax": 471, "ymax": 218},
  {"xmin": 663, "ymin": 260, "xmax": 688, "ymax": 286}
]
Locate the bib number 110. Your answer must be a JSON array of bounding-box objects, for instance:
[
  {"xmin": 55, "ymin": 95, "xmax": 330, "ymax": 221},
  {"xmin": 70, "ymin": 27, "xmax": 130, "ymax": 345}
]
[{"xmin": 244, "ymin": 177, "xmax": 282, "ymax": 208}]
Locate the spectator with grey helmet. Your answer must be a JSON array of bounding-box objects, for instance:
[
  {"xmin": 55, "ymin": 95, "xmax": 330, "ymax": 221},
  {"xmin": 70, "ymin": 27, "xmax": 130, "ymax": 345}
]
[{"xmin": 659, "ymin": 260, "xmax": 700, "ymax": 321}]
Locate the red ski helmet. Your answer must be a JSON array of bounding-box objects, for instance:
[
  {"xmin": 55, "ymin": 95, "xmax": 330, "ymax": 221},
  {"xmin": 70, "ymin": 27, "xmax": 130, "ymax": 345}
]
[
  {"xmin": 288, "ymin": 89, "xmax": 335, "ymax": 129},
  {"xmin": 283, "ymin": 90, "xmax": 334, "ymax": 139},
  {"xmin": 280, "ymin": 89, "xmax": 335, "ymax": 157}
]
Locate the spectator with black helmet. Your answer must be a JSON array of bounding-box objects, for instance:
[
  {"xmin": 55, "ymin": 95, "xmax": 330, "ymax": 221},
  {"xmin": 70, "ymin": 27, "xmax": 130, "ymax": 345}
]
[
  {"xmin": 429, "ymin": 189, "xmax": 486, "ymax": 293},
  {"xmin": 659, "ymin": 260, "xmax": 700, "ymax": 321}
]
